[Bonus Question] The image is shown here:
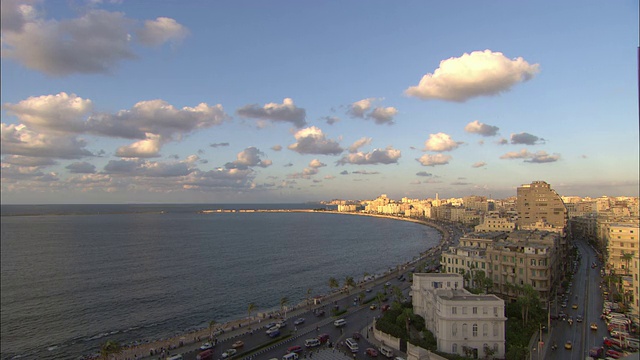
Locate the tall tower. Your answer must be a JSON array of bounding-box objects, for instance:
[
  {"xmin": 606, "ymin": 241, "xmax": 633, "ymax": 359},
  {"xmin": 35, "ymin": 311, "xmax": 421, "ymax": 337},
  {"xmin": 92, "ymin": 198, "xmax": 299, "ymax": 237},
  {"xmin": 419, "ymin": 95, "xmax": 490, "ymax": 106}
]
[{"xmin": 516, "ymin": 181, "xmax": 567, "ymax": 231}]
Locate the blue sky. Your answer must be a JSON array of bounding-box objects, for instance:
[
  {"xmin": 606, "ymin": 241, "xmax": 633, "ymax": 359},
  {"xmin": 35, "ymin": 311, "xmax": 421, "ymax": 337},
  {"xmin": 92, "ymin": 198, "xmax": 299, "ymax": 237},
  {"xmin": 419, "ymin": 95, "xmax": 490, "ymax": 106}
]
[{"xmin": 1, "ymin": 0, "xmax": 638, "ymax": 204}]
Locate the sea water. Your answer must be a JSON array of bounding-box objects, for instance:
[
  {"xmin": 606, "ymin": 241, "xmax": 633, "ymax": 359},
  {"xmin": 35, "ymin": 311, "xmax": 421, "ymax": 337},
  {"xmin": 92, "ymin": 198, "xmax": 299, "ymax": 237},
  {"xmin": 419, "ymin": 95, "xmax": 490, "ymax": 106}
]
[{"xmin": 0, "ymin": 204, "xmax": 440, "ymax": 360}]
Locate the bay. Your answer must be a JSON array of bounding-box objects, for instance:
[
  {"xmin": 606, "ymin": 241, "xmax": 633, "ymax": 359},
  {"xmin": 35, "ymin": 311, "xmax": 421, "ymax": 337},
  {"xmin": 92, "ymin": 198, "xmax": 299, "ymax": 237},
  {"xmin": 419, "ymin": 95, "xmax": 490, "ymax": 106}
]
[{"xmin": 0, "ymin": 204, "xmax": 440, "ymax": 360}]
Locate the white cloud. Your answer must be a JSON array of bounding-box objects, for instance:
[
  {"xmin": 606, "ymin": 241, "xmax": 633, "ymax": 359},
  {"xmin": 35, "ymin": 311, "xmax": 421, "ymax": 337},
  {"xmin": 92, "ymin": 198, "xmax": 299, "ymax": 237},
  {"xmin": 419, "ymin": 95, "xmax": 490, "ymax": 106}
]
[
  {"xmin": 424, "ymin": 133, "xmax": 461, "ymax": 152},
  {"xmin": 347, "ymin": 98, "xmax": 374, "ymax": 118},
  {"xmin": 104, "ymin": 158, "xmax": 193, "ymax": 177},
  {"xmin": 464, "ymin": 120, "xmax": 499, "ymax": 137},
  {"xmin": 2, "ymin": 155, "xmax": 56, "ymax": 167},
  {"xmin": 288, "ymin": 126, "xmax": 343, "ymax": 155},
  {"xmin": 271, "ymin": 145, "xmax": 283, "ymax": 151},
  {"xmin": 1, "ymin": 123, "xmax": 93, "ymax": 159},
  {"xmin": 237, "ymin": 98, "xmax": 306, "ymax": 128},
  {"xmin": 405, "ymin": 49, "xmax": 540, "ymax": 102},
  {"xmin": 417, "ymin": 154, "xmax": 451, "ymax": 166},
  {"xmin": 499, "ymin": 149, "xmax": 560, "ymax": 163},
  {"xmin": 337, "ymin": 146, "xmax": 401, "ymax": 165},
  {"xmin": 137, "ymin": 17, "xmax": 189, "ymax": 46},
  {"xmin": 225, "ymin": 147, "xmax": 272, "ymax": 169},
  {"xmin": 308, "ymin": 159, "xmax": 326, "ymax": 168},
  {"xmin": 66, "ymin": 161, "xmax": 97, "ymax": 174},
  {"xmin": 472, "ymin": 161, "xmax": 487, "ymax": 168},
  {"xmin": 348, "ymin": 137, "xmax": 372, "ymax": 153},
  {"xmin": 3, "ymin": 92, "xmax": 93, "ymax": 133},
  {"xmin": 115, "ymin": 134, "xmax": 162, "ymax": 158},
  {"xmin": 1, "ymin": 2, "xmax": 190, "ymax": 76}
]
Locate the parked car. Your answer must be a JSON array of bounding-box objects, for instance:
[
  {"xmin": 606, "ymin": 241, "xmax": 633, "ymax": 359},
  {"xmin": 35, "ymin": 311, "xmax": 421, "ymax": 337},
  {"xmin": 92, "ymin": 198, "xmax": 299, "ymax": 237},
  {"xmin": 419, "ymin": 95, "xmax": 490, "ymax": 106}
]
[
  {"xmin": 605, "ymin": 349, "xmax": 622, "ymax": 359},
  {"xmin": 366, "ymin": 348, "xmax": 379, "ymax": 357}
]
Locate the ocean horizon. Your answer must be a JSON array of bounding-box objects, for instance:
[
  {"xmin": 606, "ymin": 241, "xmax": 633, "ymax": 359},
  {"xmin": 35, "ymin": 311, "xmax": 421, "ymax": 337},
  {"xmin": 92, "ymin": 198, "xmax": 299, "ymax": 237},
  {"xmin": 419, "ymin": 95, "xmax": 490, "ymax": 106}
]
[{"xmin": 0, "ymin": 204, "xmax": 441, "ymax": 360}]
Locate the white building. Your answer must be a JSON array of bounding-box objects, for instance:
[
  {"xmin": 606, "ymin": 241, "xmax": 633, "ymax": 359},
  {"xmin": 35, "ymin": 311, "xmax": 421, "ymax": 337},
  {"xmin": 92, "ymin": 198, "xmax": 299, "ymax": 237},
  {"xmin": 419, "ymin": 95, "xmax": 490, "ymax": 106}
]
[{"xmin": 411, "ymin": 273, "xmax": 506, "ymax": 359}]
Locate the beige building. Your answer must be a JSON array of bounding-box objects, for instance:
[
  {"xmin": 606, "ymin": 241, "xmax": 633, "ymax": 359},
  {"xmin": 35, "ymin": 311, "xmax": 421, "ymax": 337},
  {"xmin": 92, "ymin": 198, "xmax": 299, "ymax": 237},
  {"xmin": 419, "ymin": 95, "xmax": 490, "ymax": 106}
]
[
  {"xmin": 411, "ymin": 273, "xmax": 506, "ymax": 359},
  {"xmin": 441, "ymin": 231, "xmax": 561, "ymax": 302},
  {"xmin": 516, "ymin": 181, "xmax": 567, "ymax": 235},
  {"xmin": 475, "ymin": 214, "xmax": 516, "ymax": 233}
]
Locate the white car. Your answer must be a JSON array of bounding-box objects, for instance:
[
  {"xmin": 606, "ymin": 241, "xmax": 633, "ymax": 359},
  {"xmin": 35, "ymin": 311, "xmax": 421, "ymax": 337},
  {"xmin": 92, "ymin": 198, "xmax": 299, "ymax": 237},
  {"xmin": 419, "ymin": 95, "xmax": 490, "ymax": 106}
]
[
  {"xmin": 266, "ymin": 326, "xmax": 280, "ymax": 335},
  {"xmin": 305, "ymin": 338, "xmax": 321, "ymax": 347},
  {"xmin": 199, "ymin": 343, "xmax": 213, "ymax": 350},
  {"xmin": 294, "ymin": 318, "xmax": 305, "ymax": 325},
  {"xmin": 222, "ymin": 349, "xmax": 237, "ymax": 358}
]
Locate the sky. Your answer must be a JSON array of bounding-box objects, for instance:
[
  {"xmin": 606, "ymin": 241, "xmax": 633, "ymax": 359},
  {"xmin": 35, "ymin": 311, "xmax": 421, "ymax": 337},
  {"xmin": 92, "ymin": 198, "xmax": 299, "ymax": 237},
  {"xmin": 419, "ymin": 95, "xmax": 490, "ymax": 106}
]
[{"xmin": 1, "ymin": 0, "xmax": 638, "ymax": 204}]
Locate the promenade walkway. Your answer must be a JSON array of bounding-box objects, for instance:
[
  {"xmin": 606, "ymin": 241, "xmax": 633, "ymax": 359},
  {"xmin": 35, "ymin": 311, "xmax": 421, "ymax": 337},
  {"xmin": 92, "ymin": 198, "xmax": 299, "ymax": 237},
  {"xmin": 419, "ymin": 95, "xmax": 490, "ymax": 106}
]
[{"xmin": 112, "ymin": 216, "xmax": 455, "ymax": 360}]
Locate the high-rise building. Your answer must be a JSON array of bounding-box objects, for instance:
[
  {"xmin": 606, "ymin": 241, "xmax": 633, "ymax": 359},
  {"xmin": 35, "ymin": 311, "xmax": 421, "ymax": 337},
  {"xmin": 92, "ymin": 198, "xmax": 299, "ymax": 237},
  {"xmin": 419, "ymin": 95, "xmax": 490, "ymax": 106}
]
[{"xmin": 516, "ymin": 181, "xmax": 567, "ymax": 235}]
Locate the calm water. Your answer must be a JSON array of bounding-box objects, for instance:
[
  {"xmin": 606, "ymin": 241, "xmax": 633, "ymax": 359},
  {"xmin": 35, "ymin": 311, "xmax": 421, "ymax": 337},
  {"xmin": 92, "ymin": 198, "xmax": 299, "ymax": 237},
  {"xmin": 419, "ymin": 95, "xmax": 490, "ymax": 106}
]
[{"xmin": 0, "ymin": 204, "xmax": 440, "ymax": 360}]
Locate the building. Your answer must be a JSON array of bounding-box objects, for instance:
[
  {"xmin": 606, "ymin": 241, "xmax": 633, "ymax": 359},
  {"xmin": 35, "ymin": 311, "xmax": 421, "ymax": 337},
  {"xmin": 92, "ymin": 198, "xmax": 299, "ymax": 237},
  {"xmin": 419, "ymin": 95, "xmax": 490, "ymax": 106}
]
[
  {"xmin": 475, "ymin": 214, "xmax": 516, "ymax": 233},
  {"xmin": 411, "ymin": 273, "xmax": 506, "ymax": 359},
  {"xmin": 516, "ymin": 181, "xmax": 567, "ymax": 235},
  {"xmin": 441, "ymin": 231, "xmax": 561, "ymax": 302}
]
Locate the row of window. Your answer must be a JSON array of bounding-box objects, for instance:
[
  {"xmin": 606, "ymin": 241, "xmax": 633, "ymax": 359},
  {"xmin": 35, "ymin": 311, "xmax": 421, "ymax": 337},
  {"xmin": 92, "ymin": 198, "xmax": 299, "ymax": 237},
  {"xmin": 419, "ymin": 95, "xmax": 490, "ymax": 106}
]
[
  {"xmin": 451, "ymin": 343, "xmax": 499, "ymax": 354},
  {"xmin": 451, "ymin": 323, "xmax": 500, "ymax": 337},
  {"xmin": 445, "ymin": 256, "xmax": 547, "ymax": 267},
  {"xmin": 451, "ymin": 306, "xmax": 499, "ymax": 316}
]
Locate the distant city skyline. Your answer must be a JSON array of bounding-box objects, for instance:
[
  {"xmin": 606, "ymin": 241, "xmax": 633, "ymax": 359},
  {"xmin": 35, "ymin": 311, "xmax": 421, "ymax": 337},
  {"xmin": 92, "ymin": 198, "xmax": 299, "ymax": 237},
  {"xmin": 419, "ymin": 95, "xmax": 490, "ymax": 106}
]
[{"xmin": 1, "ymin": 1, "xmax": 638, "ymax": 204}]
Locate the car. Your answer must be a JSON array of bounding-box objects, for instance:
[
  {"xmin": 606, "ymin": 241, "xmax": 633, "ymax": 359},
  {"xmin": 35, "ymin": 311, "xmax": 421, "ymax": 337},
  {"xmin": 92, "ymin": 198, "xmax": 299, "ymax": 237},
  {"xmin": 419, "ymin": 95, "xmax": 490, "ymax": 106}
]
[
  {"xmin": 334, "ymin": 319, "xmax": 347, "ymax": 327},
  {"xmin": 576, "ymin": 315, "xmax": 583, "ymax": 322},
  {"xmin": 565, "ymin": 341, "xmax": 572, "ymax": 350},
  {"xmin": 199, "ymin": 343, "xmax": 213, "ymax": 351},
  {"xmin": 385, "ymin": 282, "xmax": 392, "ymax": 287},
  {"xmin": 305, "ymin": 338, "xmax": 321, "ymax": 348},
  {"xmin": 277, "ymin": 320, "xmax": 287, "ymax": 328},
  {"xmin": 381, "ymin": 304, "xmax": 390, "ymax": 311},
  {"xmin": 366, "ymin": 288, "xmax": 372, "ymax": 292},
  {"xmin": 287, "ymin": 345, "xmax": 303, "ymax": 354},
  {"xmin": 366, "ymin": 348, "xmax": 379, "ymax": 357},
  {"xmin": 590, "ymin": 322, "xmax": 598, "ymax": 330},
  {"xmin": 317, "ymin": 333, "xmax": 330, "ymax": 344},
  {"xmin": 197, "ymin": 349, "xmax": 214, "ymax": 360},
  {"xmin": 268, "ymin": 329, "xmax": 281, "ymax": 338},
  {"xmin": 221, "ymin": 349, "xmax": 237, "ymax": 358},
  {"xmin": 572, "ymin": 304, "xmax": 578, "ymax": 309},
  {"xmin": 265, "ymin": 322, "xmax": 277, "ymax": 329},
  {"xmin": 605, "ymin": 349, "xmax": 622, "ymax": 359},
  {"xmin": 314, "ymin": 309, "xmax": 325, "ymax": 317},
  {"xmin": 561, "ymin": 302, "xmax": 567, "ymax": 308},
  {"xmin": 294, "ymin": 318, "xmax": 305, "ymax": 325},
  {"xmin": 266, "ymin": 326, "xmax": 280, "ymax": 335},
  {"xmin": 352, "ymin": 332, "xmax": 361, "ymax": 340},
  {"xmin": 370, "ymin": 304, "xmax": 378, "ymax": 310},
  {"xmin": 232, "ymin": 341, "xmax": 244, "ymax": 349}
]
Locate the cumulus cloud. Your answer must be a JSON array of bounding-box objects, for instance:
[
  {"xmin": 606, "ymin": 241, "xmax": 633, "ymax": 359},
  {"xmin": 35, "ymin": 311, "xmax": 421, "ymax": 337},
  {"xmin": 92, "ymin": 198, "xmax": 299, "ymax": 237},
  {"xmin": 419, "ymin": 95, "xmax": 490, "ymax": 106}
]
[
  {"xmin": 497, "ymin": 138, "xmax": 509, "ymax": 145},
  {"xmin": 347, "ymin": 98, "xmax": 397, "ymax": 125},
  {"xmin": 1, "ymin": 1, "xmax": 189, "ymax": 76},
  {"xmin": 417, "ymin": 154, "xmax": 451, "ymax": 166},
  {"xmin": 237, "ymin": 98, "xmax": 306, "ymax": 128},
  {"xmin": 416, "ymin": 171, "xmax": 432, "ymax": 177},
  {"xmin": 464, "ymin": 120, "xmax": 499, "ymax": 137},
  {"xmin": 2, "ymin": 155, "xmax": 56, "ymax": 167},
  {"xmin": 0, "ymin": 163, "xmax": 58, "ymax": 182},
  {"xmin": 337, "ymin": 146, "xmax": 401, "ymax": 165},
  {"xmin": 137, "ymin": 17, "xmax": 189, "ymax": 46},
  {"xmin": 116, "ymin": 134, "xmax": 162, "ymax": 158},
  {"xmin": 1, "ymin": 123, "xmax": 93, "ymax": 159},
  {"xmin": 510, "ymin": 132, "xmax": 542, "ymax": 145},
  {"xmin": 472, "ymin": 161, "xmax": 487, "ymax": 168},
  {"xmin": 271, "ymin": 145, "xmax": 283, "ymax": 151},
  {"xmin": 405, "ymin": 49, "xmax": 540, "ymax": 102},
  {"xmin": 66, "ymin": 161, "xmax": 97, "ymax": 174},
  {"xmin": 308, "ymin": 159, "xmax": 326, "ymax": 168},
  {"xmin": 288, "ymin": 126, "xmax": 343, "ymax": 155},
  {"xmin": 424, "ymin": 133, "xmax": 461, "ymax": 152},
  {"xmin": 368, "ymin": 107, "xmax": 397, "ymax": 125},
  {"xmin": 348, "ymin": 137, "xmax": 372, "ymax": 153},
  {"xmin": 347, "ymin": 98, "xmax": 374, "ymax": 118},
  {"xmin": 500, "ymin": 149, "xmax": 560, "ymax": 163},
  {"xmin": 352, "ymin": 170, "xmax": 379, "ymax": 175},
  {"xmin": 3, "ymin": 92, "xmax": 94, "ymax": 133},
  {"xmin": 225, "ymin": 147, "xmax": 272, "ymax": 169}
]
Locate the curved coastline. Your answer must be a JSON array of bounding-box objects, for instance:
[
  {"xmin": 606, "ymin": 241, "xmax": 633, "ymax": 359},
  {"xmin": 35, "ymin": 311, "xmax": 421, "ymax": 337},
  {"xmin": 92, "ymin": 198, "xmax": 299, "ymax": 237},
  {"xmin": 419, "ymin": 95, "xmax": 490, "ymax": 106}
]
[{"xmin": 90, "ymin": 209, "xmax": 454, "ymax": 360}]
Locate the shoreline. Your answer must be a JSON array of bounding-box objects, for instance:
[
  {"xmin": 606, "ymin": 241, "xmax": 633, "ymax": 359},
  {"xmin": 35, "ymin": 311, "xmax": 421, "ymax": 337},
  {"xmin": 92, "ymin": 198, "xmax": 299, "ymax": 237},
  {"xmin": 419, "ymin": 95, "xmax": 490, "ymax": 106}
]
[{"xmin": 90, "ymin": 210, "xmax": 454, "ymax": 360}]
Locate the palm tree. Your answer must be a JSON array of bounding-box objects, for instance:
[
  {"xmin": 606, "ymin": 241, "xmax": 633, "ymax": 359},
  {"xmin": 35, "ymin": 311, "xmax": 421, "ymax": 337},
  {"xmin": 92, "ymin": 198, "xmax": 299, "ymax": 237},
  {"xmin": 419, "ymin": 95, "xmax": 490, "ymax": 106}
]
[
  {"xmin": 247, "ymin": 302, "xmax": 256, "ymax": 319},
  {"xmin": 100, "ymin": 340, "xmax": 121, "ymax": 360},
  {"xmin": 383, "ymin": 282, "xmax": 390, "ymax": 294},
  {"xmin": 344, "ymin": 276, "xmax": 356, "ymax": 294},
  {"xmin": 306, "ymin": 288, "xmax": 313, "ymax": 309},
  {"xmin": 392, "ymin": 286, "xmax": 404, "ymax": 304},
  {"xmin": 280, "ymin": 296, "xmax": 289, "ymax": 319},
  {"xmin": 208, "ymin": 320, "xmax": 217, "ymax": 341},
  {"xmin": 622, "ymin": 252, "xmax": 633, "ymax": 275},
  {"xmin": 362, "ymin": 272, "xmax": 370, "ymax": 284},
  {"xmin": 328, "ymin": 277, "xmax": 339, "ymax": 292}
]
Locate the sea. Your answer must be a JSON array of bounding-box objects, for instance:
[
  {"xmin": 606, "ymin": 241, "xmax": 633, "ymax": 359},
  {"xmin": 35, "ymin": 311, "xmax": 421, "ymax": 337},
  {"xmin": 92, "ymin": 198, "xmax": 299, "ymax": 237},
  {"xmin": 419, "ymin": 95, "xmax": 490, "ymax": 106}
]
[{"xmin": 0, "ymin": 204, "xmax": 441, "ymax": 360}]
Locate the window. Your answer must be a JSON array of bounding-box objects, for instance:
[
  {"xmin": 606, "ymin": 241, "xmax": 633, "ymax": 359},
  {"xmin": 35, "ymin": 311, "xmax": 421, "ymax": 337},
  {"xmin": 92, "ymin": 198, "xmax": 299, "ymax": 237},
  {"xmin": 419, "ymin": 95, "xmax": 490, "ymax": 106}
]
[
  {"xmin": 520, "ymin": 258, "xmax": 523, "ymax": 264},
  {"xmin": 519, "ymin": 268, "xmax": 523, "ymax": 275},
  {"xmin": 483, "ymin": 324, "xmax": 488, "ymax": 336},
  {"xmin": 494, "ymin": 307, "xmax": 498, "ymax": 316},
  {"xmin": 494, "ymin": 344, "xmax": 498, "ymax": 353},
  {"xmin": 452, "ymin": 323, "xmax": 457, "ymax": 336},
  {"xmin": 452, "ymin": 344, "xmax": 457, "ymax": 353},
  {"xmin": 452, "ymin": 306, "xmax": 457, "ymax": 315},
  {"xmin": 493, "ymin": 323, "xmax": 498, "ymax": 336},
  {"xmin": 482, "ymin": 262, "xmax": 485, "ymax": 269},
  {"xmin": 531, "ymin": 259, "xmax": 536, "ymax": 266},
  {"xmin": 462, "ymin": 323, "xmax": 468, "ymax": 336},
  {"xmin": 462, "ymin": 307, "xmax": 467, "ymax": 314},
  {"xmin": 473, "ymin": 307, "xmax": 477, "ymax": 314},
  {"xmin": 473, "ymin": 324, "xmax": 478, "ymax": 337},
  {"xmin": 483, "ymin": 307, "xmax": 488, "ymax": 314}
]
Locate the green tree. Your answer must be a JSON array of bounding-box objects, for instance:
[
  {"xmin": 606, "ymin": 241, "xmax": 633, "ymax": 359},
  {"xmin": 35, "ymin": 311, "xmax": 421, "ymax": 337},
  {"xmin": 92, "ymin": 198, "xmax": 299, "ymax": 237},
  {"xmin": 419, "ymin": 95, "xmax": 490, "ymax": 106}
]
[
  {"xmin": 622, "ymin": 252, "xmax": 634, "ymax": 275},
  {"xmin": 392, "ymin": 286, "xmax": 404, "ymax": 304},
  {"xmin": 328, "ymin": 277, "xmax": 339, "ymax": 292},
  {"xmin": 247, "ymin": 302, "xmax": 256, "ymax": 319},
  {"xmin": 344, "ymin": 276, "xmax": 356, "ymax": 294},
  {"xmin": 100, "ymin": 340, "xmax": 121, "ymax": 360}
]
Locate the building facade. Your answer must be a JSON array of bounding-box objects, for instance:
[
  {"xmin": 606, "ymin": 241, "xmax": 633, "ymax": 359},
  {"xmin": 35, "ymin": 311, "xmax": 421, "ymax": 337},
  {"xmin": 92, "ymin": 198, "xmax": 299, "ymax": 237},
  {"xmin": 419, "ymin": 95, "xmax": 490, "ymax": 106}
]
[
  {"xmin": 411, "ymin": 273, "xmax": 506, "ymax": 359},
  {"xmin": 516, "ymin": 181, "xmax": 567, "ymax": 235}
]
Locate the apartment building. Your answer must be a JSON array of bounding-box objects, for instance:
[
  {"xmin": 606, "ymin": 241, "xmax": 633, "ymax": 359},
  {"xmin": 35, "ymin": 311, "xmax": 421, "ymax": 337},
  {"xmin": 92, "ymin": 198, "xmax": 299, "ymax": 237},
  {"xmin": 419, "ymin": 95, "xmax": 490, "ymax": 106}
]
[
  {"xmin": 411, "ymin": 273, "xmax": 506, "ymax": 359},
  {"xmin": 516, "ymin": 181, "xmax": 567, "ymax": 235},
  {"xmin": 441, "ymin": 231, "xmax": 561, "ymax": 302},
  {"xmin": 475, "ymin": 214, "xmax": 516, "ymax": 233}
]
